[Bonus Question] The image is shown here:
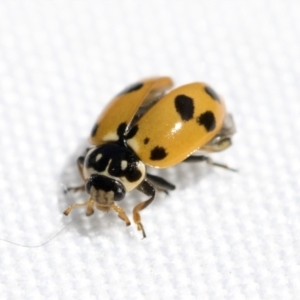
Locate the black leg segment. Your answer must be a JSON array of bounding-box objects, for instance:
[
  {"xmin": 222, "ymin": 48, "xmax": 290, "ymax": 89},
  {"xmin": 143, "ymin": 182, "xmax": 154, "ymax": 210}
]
[
  {"xmin": 184, "ymin": 155, "xmax": 237, "ymax": 172},
  {"xmin": 146, "ymin": 173, "xmax": 176, "ymax": 193},
  {"xmin": 183, "ymin": 155, "xmax": 208, "ymax": 163}
]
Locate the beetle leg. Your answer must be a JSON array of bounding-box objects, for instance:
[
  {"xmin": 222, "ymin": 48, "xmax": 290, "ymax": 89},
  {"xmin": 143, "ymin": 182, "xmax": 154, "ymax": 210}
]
[
  {"xmin": 111, "ymin": 204, "xmax": 131, "ymax": 226},
  {"xmin": 201, "ymin": 137, "xmax": 232, "ymax": 152},
  {"xmin": 134, "ymin": 180, "xmax": 156, "ymax": 238},
  {"xmin": 146, "ymin": 173, "xmax": 176, "ymax": 194},
  {"xmin": 183, "ymin": 155, "xmax": 237, "ymax": 172},
  {"xmin": 65, "ymin": 185, "xmax": 85, "ymax": 193},
  {"xmin": 65, "ymin": 156, "xmax": 86, "ymax": 193},
  {"xmin": 63, "ymin": 198, "xmax": 94, "ymax": 216}
]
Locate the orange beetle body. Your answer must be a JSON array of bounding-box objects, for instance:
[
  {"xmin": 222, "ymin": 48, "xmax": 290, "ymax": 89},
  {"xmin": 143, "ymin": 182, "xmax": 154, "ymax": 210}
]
[{"xmin": 64, "ymin": 77, "xmax": 235, "ymax": 238}]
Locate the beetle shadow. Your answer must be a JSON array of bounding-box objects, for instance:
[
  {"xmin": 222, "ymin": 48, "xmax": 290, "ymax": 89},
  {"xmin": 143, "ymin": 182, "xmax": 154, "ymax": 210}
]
[{"xmin": 58, "ymin": 140, "xmax": 216, "ymax": 239}]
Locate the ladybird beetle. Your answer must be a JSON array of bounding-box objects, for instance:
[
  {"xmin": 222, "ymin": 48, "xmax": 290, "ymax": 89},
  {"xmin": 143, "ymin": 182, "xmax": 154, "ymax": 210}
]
[{"xmin": 64, "ymin": 77, "xmax": 236, "ymax": 238}]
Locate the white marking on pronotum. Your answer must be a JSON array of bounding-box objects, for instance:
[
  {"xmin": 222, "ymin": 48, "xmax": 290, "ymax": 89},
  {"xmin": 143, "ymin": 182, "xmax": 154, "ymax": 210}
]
[
  {"xmin": 121, "ymin": 160, "xmax": 128, "ymax": 170},
  {"xmin": 96, "ymin": 153, "xmax": 102, "ymax": 161}
]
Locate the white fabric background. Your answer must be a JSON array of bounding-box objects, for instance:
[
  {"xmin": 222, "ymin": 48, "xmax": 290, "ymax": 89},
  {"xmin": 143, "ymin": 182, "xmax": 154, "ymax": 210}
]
[{"xmin": 0, "ymin": 1, "xmax": 299, "ymax": 299}]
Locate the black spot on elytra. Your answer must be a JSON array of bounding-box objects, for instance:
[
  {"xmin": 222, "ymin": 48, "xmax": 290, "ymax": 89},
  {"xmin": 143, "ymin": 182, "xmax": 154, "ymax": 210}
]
[
  {"xmin": 174, "ymin": 95, "xmax": 194, "ymax": 121},
  {"xmin": 91, "ymin": 123, "xmax": 99, "ymax": 137},
  {"xmin": 118, "ymin": 82, "xmax": 144, "ymax": 96},
  {"xmin": 197, "ymin": 111, "xmax": 216, "ymax": 132},
  {"xmin": 144, "ymin": 137, "xmax": 150, "ymax": 145},
  {"xmin": 126, "ymin": 125, "xmax": 139, "ymax": 139},
  {"xmin": 150, "ymin": 146, "xmax": 168, "ymax": 160},
  {"xmin": 205, "ymin": 86, "xmax": 220, "ymax": 102},
  {"xmin": 117, "ymin": 122, "xmax": 127, "ymax": 139}
]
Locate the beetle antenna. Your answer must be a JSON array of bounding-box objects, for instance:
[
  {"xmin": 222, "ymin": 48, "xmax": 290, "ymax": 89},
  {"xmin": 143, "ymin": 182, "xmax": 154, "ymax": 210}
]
[{"xmin": 0, "ymin": 222, "xmax": 72, "ymax": 248}]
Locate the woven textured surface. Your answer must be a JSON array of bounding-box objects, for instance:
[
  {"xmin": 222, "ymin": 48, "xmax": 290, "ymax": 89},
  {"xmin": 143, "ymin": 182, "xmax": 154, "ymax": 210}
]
[{"xmin": 0, "ymin": 1, "xmax": 300, "ymax": 299}]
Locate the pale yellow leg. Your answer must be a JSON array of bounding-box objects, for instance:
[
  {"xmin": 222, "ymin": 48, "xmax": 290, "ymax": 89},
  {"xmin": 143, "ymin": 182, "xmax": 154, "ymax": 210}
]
[
  {"xmin": 111, "ymin": 204, "xmax": 131, "ymax": 226},
  {"xmin": 64, "ymin": 199, "xmax": 94, "ymax": 216},
  {"xmin": 86, "ymin": 201, "xmax": 95, "ymax": 216},
  {"xmin": 133, "ymin": 199, "xmax": 153, "ymax": 238}
]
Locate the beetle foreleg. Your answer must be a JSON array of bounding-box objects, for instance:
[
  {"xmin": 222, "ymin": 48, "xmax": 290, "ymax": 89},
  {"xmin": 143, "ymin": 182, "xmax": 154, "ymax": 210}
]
[
  {"xmin": 63, "ymin": 198, "xmax": 94, "ymax": 216},
  {"xmin": 65, "ymin": 156, "xmax": 86, "ymax": 193},
  {"xmin": 111, "ymin": 204, "xmax": 131, "ymax": 226},
  {"xmin": 134, "ymin": 180, "xmax": 156, "ymax": 238}
]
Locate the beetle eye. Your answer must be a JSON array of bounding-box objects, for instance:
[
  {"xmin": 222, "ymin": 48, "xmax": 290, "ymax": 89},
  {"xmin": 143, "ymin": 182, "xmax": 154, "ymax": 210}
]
[
  {"xmin": 114, "ymin": 189, "xmax": 125, "ymax": 201},
  {"xmin": 113, "ymin": 181, "xmax": 126, "ymax": 201}
]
